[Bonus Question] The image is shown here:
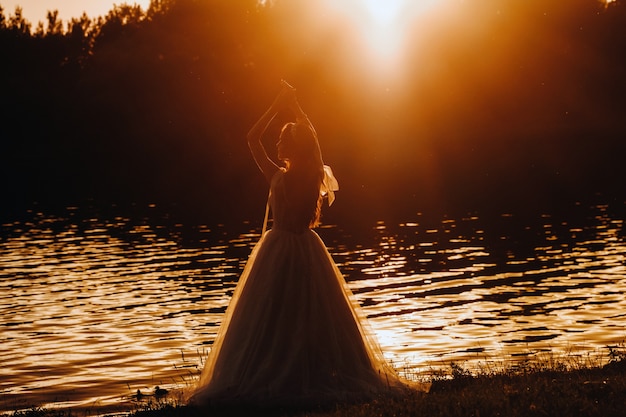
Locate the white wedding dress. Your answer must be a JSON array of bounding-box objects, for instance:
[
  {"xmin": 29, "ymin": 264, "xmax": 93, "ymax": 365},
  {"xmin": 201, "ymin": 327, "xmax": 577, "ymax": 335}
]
[{"xmin": 190, "ymin": 169, "xmax": 415, "ymax": 407}]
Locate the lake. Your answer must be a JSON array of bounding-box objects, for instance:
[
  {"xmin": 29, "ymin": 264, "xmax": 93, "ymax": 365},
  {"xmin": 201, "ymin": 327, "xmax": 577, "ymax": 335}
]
[{"xmin": 1, "ymin": 201, "xmax": 625, "ymax": 413}]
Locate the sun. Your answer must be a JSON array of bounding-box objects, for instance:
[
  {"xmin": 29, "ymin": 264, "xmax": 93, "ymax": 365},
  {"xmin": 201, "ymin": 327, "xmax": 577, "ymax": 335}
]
[
  {"xmin": 359, "ymin": 0, "xmax": 411, "ymax": 62},
  {"xmin": 323, "ymin": 0, "xmax": 441, "ymax": 75},
  {"xmin": 362, "ymin": 0, "xmax": 405, "ymax": 27}
]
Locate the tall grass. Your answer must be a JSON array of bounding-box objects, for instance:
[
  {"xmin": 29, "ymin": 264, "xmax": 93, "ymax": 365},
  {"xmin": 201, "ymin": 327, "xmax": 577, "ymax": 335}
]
[{"xmin": 6, "ymin": 344, "xmax": 626, "ymax": 417}]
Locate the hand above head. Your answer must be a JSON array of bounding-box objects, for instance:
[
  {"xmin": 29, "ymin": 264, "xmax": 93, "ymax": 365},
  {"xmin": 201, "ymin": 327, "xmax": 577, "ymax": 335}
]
[
  {"xmin": 270, "ymin": 80, "xmax": 297, "ymax": 112},
  {"xmin": 279, "ymin": 80, "xmax": 307, "ymax": 120},
  {"xmin": 281, "ymin": 79, "xmax": 295, "ymax": 90}
]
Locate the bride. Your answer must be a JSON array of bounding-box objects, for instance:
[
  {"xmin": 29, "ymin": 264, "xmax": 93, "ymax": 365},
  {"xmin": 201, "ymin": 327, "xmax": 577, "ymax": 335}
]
[{"xmin": 190, "ymin": 82, "xmax": 422, "ymax": 407}]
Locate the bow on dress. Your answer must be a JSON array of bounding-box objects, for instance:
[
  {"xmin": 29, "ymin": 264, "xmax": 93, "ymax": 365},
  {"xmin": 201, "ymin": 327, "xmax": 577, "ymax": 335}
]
[{"xmin": 321, "ymin": 165, "xmax": 339, "ymax": 206}]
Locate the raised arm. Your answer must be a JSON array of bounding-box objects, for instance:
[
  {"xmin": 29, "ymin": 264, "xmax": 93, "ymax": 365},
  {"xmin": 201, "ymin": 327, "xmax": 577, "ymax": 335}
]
[
  {"xmin": 246, "ymin": 92, "xmax": 283, "ymax": 183},
  {"xmin": 283, "ymin": 81, "xmax": 314, "ymax": 134},
  {"xmin": 247, "ymin": 81, "xmax": 309, "ymax": 182}
]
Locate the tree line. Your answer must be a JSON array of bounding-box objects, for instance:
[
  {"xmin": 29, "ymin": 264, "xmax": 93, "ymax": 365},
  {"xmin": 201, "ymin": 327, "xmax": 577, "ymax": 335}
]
[{"xmin": 1, "ymin": 0, "xmax": 626, "ymax": 223}]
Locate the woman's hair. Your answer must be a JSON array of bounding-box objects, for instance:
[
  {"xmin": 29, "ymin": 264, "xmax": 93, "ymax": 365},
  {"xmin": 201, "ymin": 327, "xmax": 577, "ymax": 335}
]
[{"xmin": 280, "ymin": 121, "xmax": 324, "ymax": 228}]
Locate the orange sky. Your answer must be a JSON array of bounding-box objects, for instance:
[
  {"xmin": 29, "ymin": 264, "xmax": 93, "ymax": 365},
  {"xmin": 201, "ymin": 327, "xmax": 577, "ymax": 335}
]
[
  {"xmin": 2, "ymin": 0, "xmax": 150, "ymax": 23},
  {"xmin": 3, "ymin": 0, "xmax": 616, "ymax": 29}
]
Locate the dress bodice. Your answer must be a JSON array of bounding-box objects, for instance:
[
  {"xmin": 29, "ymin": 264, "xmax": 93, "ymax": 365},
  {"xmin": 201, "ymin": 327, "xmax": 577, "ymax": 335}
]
[{"xmin": 269, "ymin": 169, "xmax": 313, "ymax": 234}]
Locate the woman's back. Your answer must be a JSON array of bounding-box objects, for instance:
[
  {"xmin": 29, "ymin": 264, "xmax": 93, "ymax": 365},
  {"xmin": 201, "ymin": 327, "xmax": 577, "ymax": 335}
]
[{"xmin": 270, "ymin": 169, "xmax": 321, "ymax": 234}]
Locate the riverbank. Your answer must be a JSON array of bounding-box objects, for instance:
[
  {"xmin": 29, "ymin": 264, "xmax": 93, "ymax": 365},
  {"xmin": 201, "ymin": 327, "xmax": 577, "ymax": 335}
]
[
  {"xmin": 146, "ymin": 366, "xmax": 626, "ymax": 417},
  {"xmin": 8, "ymin": 348, "xmax": 625, "ymax": 417},
  {"xmin": 137, "ymin": 360, "xmax": 626, "ymax": 417}
]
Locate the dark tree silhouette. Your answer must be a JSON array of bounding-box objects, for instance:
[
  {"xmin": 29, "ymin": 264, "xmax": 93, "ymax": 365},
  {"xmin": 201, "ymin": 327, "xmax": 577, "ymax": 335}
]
[{"xmin": 0, "ymin": 0, "xmax": 625, "ymax": 222}]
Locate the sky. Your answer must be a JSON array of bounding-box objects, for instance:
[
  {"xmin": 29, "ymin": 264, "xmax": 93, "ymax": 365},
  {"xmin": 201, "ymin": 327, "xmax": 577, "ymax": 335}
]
[{"xmin": 2, "ymin": 0, "xmax": 151, "ymax": 24}]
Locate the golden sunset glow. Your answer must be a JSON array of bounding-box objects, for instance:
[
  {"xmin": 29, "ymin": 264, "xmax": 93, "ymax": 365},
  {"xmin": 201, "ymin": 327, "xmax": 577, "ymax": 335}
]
[{"xmin": 322, "ymin": 0, "xmax": 441, "ymax": 75}]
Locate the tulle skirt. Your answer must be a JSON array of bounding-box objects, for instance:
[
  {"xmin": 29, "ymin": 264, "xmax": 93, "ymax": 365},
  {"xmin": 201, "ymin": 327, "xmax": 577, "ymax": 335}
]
[{"xmin": 190, "ymin": 228, "xmax": 413, "ymax": 407}]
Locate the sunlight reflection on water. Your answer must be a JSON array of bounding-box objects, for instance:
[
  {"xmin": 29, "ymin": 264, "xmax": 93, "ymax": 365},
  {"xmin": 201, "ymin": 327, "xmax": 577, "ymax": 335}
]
[{"xmin": 1, "ymin": 203, "xmax": 625, "ymax": 411}]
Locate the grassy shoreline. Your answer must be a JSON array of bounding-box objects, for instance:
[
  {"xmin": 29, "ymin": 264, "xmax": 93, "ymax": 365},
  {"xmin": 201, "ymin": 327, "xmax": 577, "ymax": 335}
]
[{"xmin": 7, "ymin": 349, "xmax": 626, "ymax": 417}]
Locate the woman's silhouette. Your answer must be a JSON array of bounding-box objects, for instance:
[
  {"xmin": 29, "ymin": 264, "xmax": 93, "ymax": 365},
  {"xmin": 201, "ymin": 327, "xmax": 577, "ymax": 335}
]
[{"xmin": 190, "ymin": 82, "xmax": 421, "ymax": 407}]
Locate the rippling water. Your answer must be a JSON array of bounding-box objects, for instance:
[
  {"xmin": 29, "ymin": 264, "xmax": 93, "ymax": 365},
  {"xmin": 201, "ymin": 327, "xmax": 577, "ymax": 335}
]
[{"xmin": 1, "ymin": 202, "xmax": 625, "ymax": 412}]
